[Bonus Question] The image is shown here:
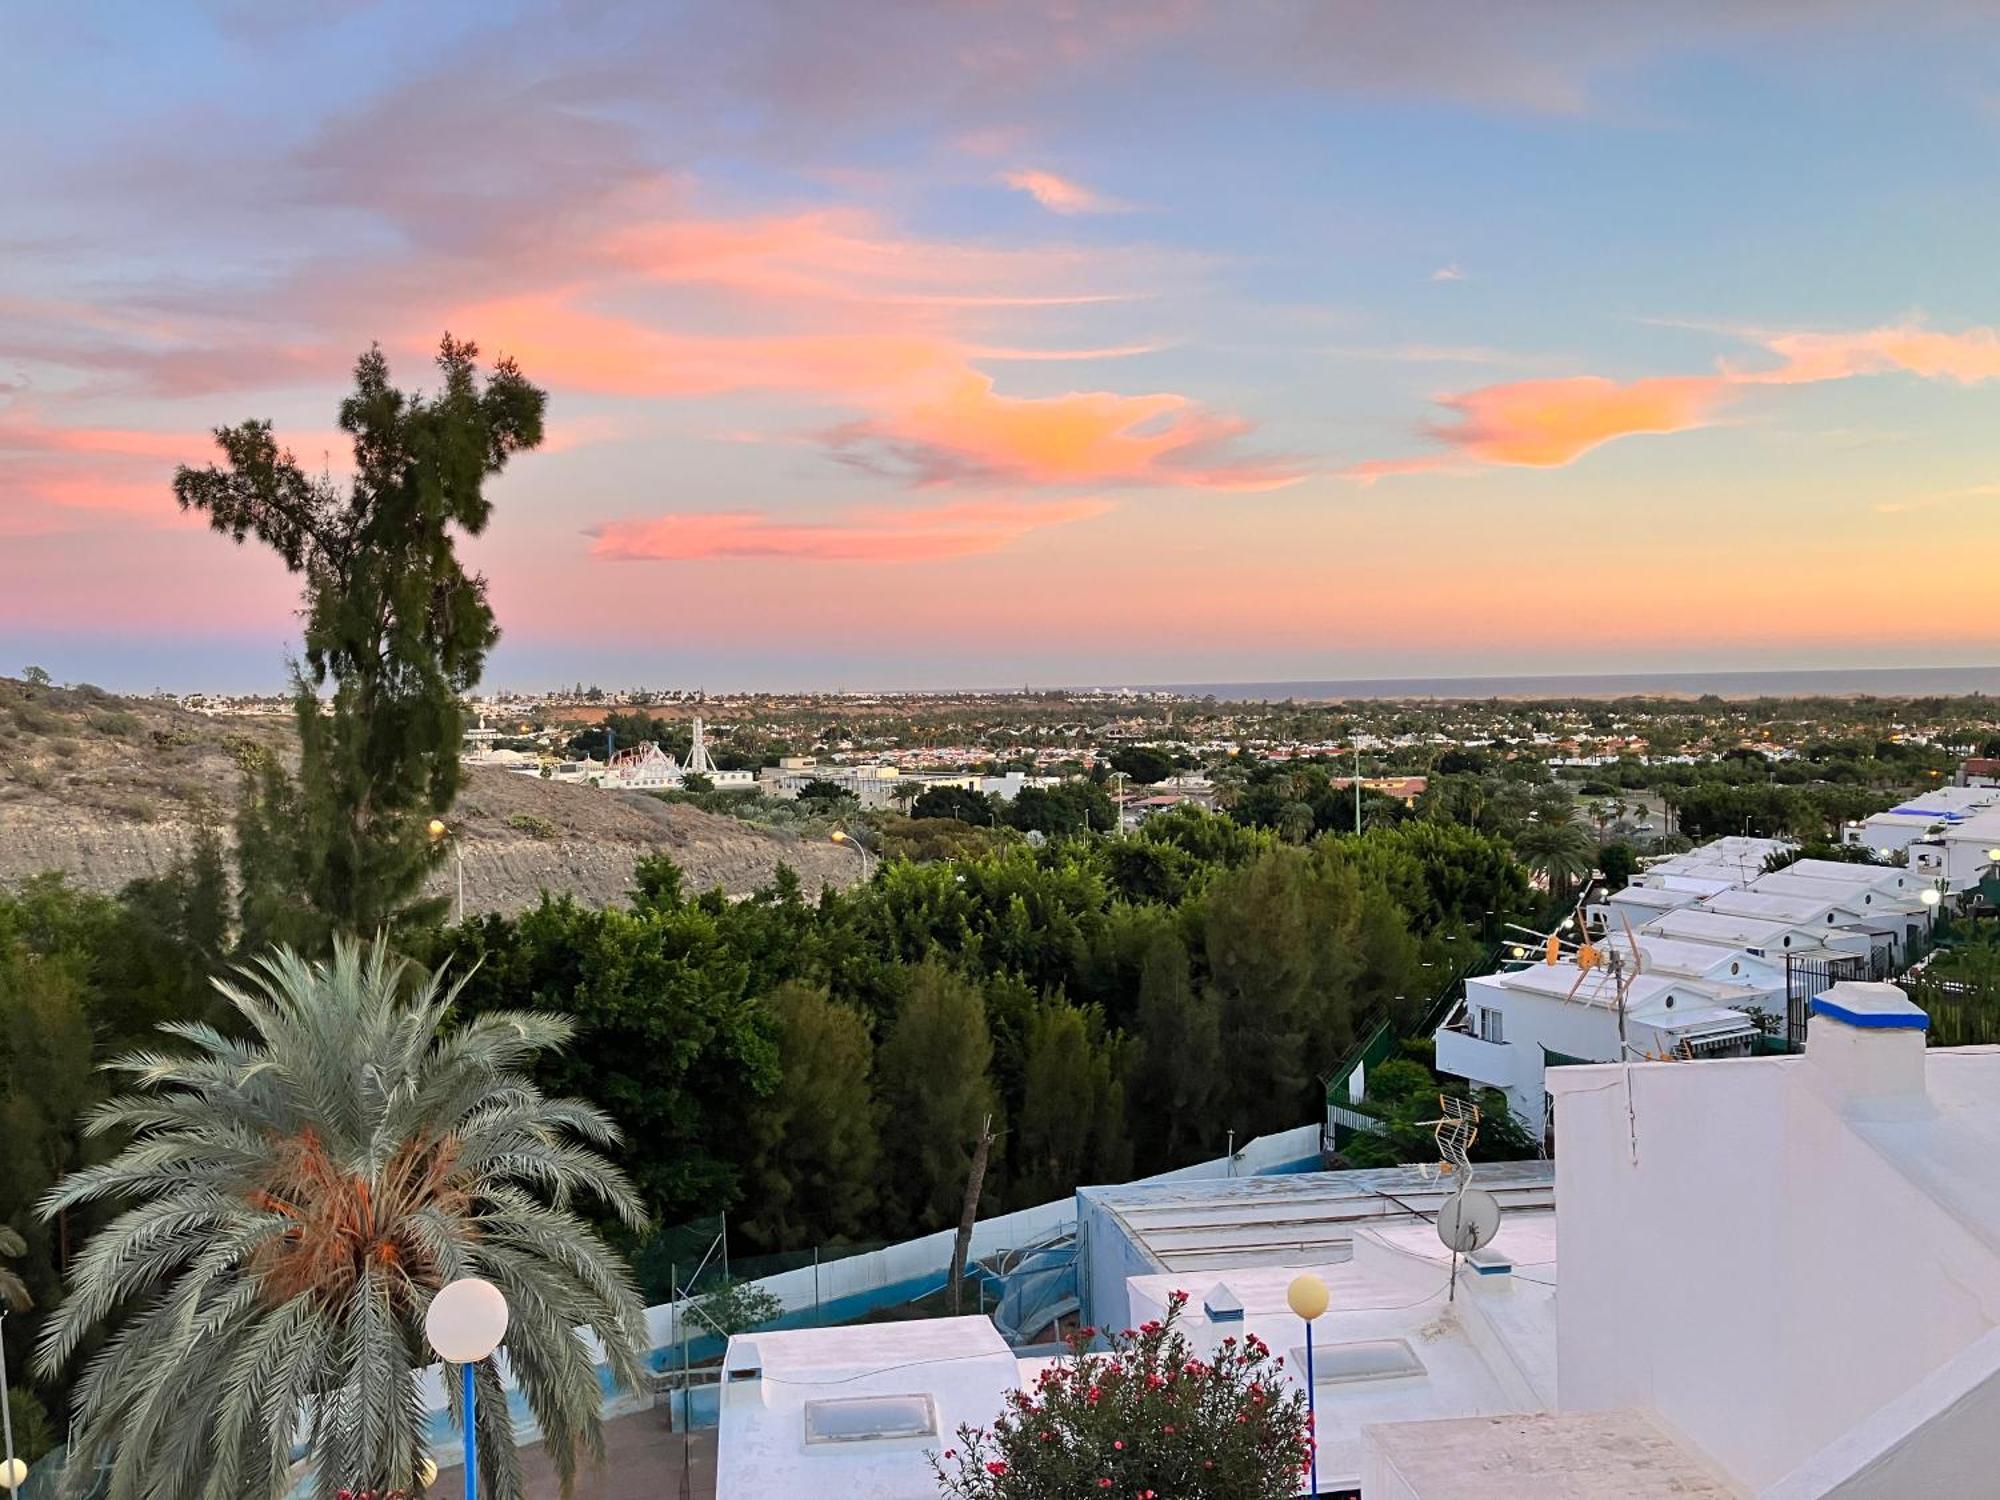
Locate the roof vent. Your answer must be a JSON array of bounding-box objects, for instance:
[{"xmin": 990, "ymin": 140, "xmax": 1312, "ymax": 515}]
[
  {"xmin": 1202, "ymin": 1284, "xmax": 1244, "ymax": 1324},
  {"xmin": 1807, "ymin": 981, "xmax": 1928, "ymax": 1110}
]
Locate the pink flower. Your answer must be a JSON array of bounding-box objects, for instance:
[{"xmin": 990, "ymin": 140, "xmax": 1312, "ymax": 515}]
[
  {"xmin": 1098, "ymin": 1481, "xmax": 1112, "ymax": 1490},
  {"xmin": 1114, "ymin": 1440, "xmax": 1124, "ymax": 1450},
  {"xmin": 943, "ymin": 1449, "xmax": 956, "ymax": 1460},
  {"xmin": 986, "ymin": 1462, "xmax": 1008, "ymax": 1476}
]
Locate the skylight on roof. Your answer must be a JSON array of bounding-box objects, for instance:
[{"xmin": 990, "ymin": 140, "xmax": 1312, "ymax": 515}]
[
  {"xmin": 1291, "ymin": 1337, "xmax": 1427, "ymax": 1385},
  {"xmin": 804, "ymin": 1394, "xmax": 939, "ymax": 1445}
]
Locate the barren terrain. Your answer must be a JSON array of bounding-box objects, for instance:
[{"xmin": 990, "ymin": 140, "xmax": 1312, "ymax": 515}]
[{"xmin": 0, "ymin": 678, "xmax": 856, "ymax": 912}]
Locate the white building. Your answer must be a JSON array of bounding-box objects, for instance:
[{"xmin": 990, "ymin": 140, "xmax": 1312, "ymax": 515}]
[
  {"xmin": 1368, "ymin": 983, "xmax": 2000, "ymax": 1497},
  {"xmin": 1546, "ymin": 983, "xmax": 2000, "ymax": 1495},
  {"xmin": 1441, "ymin": 834, "xmax": 1930, "ymax": 1134},
  {"xmin": 716, "ymin": 1318, "xmax": 1020, "ymax": 1500},
  {"xmin": 1842, "ymin": 783, "xmax": 2000, "ymax": 855}
]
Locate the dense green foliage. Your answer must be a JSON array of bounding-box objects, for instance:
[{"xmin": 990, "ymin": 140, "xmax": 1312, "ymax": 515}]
[
  {"xmin": 175, "ymin": 338, "xmax": 546, "ymax": 947},
  {"xmin": 397, "ymin": 810, "xmax": 1531, "ymax": 1270}
]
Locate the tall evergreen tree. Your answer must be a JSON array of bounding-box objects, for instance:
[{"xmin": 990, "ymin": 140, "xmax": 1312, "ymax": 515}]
[
  {"xmin": 738, "ymin": 981, "xmax": 882, "ymax": 1248},
  {"xmin": 1127, "ymin": 926, "xmax": 1219, "ymax": 1170},
  {"xmin": 876, "ymin": 962, "xmax": 1000, "ymax": 1232},
  {"xmin": 175, "ymin": 336, "xmax": 546, "ymax": 945},
  {"xmin": 1013, "ymin": 998, "xmax": 1129, "ymax": 1206}
]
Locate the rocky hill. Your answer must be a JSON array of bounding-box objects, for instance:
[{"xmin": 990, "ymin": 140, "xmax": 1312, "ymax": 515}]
[{"xmin": 0, "ymin": 677, "xmax": 858, "ymax": 912}]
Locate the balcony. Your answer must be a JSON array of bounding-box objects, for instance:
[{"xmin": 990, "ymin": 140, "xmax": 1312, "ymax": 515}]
[{"xmin": 1436, "ymin": 1023, "xmax": 1516, "ymax": 1090}]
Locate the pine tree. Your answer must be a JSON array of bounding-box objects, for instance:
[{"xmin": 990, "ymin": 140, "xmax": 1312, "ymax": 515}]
[
  {"xmin": 876, "ymin": 962, "xmax": 1000, "ymax": 1232},
  {"xmin": 1128, "ymin": 926, "xmax": 1219, "ymax": 1170},
  {"xmin": 739, "ymin": 982, "xmax": 882, "ymax": 1248},
  {"xmin": 1013, "ymin": 998, "xmax": 1129, "ymax": 1205},
  {"xmin": 175, "ymin": 336, "xmax": 546, "ymax": 945}
]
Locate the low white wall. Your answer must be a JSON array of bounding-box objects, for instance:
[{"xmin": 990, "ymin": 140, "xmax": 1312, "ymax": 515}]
[{"xmin": 1762, "ymin": 1324, "xmax": 2000, "ymax": 1499}]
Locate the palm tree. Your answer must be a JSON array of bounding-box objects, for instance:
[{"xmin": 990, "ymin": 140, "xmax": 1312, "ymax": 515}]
[
  {"xmin": 1514, "ymin": 819, "xmax": 1598, "ymax": 904},
  {"xmin": 1277, "ymin": 800, "xmax": 1317, "ymax": 845},
  {"xmin": 36, "ymin": 939, "xmax": 648, "ymax": 1499},
  {"xmin": 0, "ymin": 1224, "xmax": 30, "ymax": 1311}
]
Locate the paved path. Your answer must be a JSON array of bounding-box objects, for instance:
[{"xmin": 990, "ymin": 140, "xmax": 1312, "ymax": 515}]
[{"xmin": 426, "ymin": 1414, "xmax": 715, "ymax": 1500}]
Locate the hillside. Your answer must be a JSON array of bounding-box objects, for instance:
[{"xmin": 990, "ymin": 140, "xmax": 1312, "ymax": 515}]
[{"xmin": 0, "ymin": 677, "xmax": 858, "ymax": 912}]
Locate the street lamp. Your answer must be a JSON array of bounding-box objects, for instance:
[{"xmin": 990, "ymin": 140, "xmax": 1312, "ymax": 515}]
[
  {"xmin": 1287, "ymin": 1273, "xmax": 1329, "ymax": 1498},
  {"xmin": 830, "ymin": 829, "xmax": 873, "ymax": 881},
  {"xmin": 426, "ymin": 1278, "xmax": 509, "ymax": 1500},
  {"xmin": 428, "ymin": 819, "xmax": 464, "ymax": 923},
  {"xmin": 0, "ymin": 1306, "xmax": 22, "ymax": 1492}
]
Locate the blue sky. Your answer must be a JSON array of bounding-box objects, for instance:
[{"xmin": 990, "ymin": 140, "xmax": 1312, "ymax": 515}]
[{"xmin": 6, "ymin": 1, "xmax": 2000, "ymax": 692}]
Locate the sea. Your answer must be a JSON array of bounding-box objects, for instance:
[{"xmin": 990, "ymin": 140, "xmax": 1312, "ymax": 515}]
[{"xmin": 1118, "ymin": 666, "xmax": 2000, "ymax": 703}]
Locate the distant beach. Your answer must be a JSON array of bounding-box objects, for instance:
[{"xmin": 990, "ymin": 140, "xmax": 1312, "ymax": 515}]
[{"xmin": 1123, "ymin": 666, "xmax": 2000, "ymax": 703}]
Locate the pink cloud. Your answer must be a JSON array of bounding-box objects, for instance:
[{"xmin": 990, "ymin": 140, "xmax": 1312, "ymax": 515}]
[
  {"xmin": 1731, "ymin": 322, "xmax": 2000, "ymax": 386},
  {"xmin": 1350, "ymin": 317, "xmax": 2000, "ymax": 481},
  {"xmin": 824, "ymin": 370, "xmax": 1297, "ymax": 490},
  {"xmin": 1420, "ymin": 375, "xmax": 1731, "ymax": 468},
  {"xmin": 1000, "ymin": 168, "xmax": 1122, "ymax": 215},
  {"xmin": 589, "ymin": 496, "xmax": 1112, "ymax": 563}
]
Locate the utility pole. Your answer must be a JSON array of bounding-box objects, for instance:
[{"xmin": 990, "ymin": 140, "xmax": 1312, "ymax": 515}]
[{"xmin": 1354, "ymin": 742, "xmax": 1363, "ymax": 834}]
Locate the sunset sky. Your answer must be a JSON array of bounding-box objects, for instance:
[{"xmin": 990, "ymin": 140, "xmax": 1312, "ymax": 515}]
[{"xmin": 6, "ymin": 2, "xmax": 2000, "ymax": 691}]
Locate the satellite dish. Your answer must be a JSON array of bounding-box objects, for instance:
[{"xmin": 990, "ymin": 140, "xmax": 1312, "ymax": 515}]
[{"xmin": 1436, "ymin": 1188, "xmax": 1502, "ymax": 1254}]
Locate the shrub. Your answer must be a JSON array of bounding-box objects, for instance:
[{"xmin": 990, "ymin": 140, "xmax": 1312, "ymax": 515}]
[
  {"xmin": 931, "ymin": 1292, "xmax": 1311, "ymax": 1500},
  {"xmin": 505, "ymin": 811, "xmax": 559, "ymax": 839}
]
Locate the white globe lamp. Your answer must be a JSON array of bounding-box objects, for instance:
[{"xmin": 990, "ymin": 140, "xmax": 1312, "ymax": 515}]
[
  {"xmin": 427, "ymin": 1277, "xmax": 509, "ymax": 1363},
  {"xmin": 0, "ymin": 1458, "xmax": 27, "ymax": 1492},
  {"xmin": 427, "ymin": 1277, "xmax": 508, "ymax": 1500}
]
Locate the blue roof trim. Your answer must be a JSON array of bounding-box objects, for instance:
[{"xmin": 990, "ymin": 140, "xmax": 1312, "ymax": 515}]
[{"xmin": 1809, "ymin": 996, "xmax": 1929, "ymax": 1031}]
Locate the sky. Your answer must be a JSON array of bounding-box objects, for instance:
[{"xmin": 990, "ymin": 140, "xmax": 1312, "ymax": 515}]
[{"xmin": 6, "ymin": 1, "xmax": 2000, "ymax": 693}]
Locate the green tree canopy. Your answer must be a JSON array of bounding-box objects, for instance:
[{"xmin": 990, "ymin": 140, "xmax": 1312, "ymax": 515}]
[{"xmin": 175, "ymin": 336, "xmax": 546, "ymax": 946}]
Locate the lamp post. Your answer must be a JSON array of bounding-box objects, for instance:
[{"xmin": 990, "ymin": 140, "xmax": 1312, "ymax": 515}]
[
  {"xmin": 428, "ymin": 819, "xmax": 464, "ymax": 923},
  {"xmin": 426, "ymin": 1278, "xmax": 509, "ymax": 1500},
  {"xmin": 1287, "ymin": 1272, "xmax": 1329, "ymax": 1498},
  {"xmin": 830, "ymin": 829, "xmax": 872, "ymax": 881},
  {"xmin": 0, "ymin": 1307, "xmax": 23, "ymax": 1494}
]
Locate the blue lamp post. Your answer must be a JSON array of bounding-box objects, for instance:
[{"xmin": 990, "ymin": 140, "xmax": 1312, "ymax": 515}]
[
  {"xmin": 1287, "ymin": 1273, "xmax": 1329, "ymax": 1498},
  {"xmin": 426, "ymin": 1278, "xmax": 509, "ymax": 1500}
]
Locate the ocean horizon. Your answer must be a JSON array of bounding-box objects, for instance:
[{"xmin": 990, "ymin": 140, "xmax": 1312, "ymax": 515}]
[{"xmin": 1110, "ymin": 665, "xmax": 2000, "ymax": 703}]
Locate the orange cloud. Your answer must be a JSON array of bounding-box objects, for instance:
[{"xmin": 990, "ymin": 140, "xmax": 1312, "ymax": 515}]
[
  {"xmin": 1000, "ymin": 169, "xmax": 1120, "ymax": 215},
  {"xmin": 826, "ymin": 370, "xmax": 1297, "ymax": 489},
  {"xmin": 589, "ymin": 496, "xmax": 1111, "ymax": 563},
  {"xmin": 1423, "ymin": 375, "xmax": 1730, "ymax": 467},
  {"xmin": 1733, "ymin": 322, "xmax": 2000, "ymax": 386}
]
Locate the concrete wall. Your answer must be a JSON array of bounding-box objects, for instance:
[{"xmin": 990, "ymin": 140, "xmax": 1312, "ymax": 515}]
[{"xmin": 1553, "ymin": 1054, "xmax": 2000, "ymax": 1491}]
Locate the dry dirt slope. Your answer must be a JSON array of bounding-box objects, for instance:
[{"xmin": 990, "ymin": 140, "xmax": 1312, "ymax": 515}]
[{"xmin": 0, "ymin": 677, "xmax": 856, "ymax": 912}]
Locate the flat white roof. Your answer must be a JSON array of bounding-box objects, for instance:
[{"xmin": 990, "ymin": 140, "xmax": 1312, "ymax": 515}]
[
  {"xmin": 1364, "ymin": 1409, "xmax": 1741, "ymax": 1498},
  {"xmin": 716, "ymin": 1318, "xmax": 1020, "ymax": 1500},
  {"xmin": 1493, "ymin": 963, "xmax": 1767, "ymax": 1015},
  {"xmin": 1748, "ymin": 871, "xmax": 1916, "ymax": 911},
  {"xmin": 1782, "ymin": 858, "xmax": 1912, "ymax": 889},
  {"xmin": 1630, "ymin": 935, "xmax": 1771, "ymax": 979},
  {"xmin": 1697, "ymin": 889, "xmax": 1855, "ymax": 924},
  {"xmin": 1645, "ymin": 908, "xmax": 1815, "ymax": 950},
  {"xmin": 1079, "ymin": 1163, "xmax": 1556, "ymax": 1273},
  {"xmin": 1607, "ymin": 885, "xmax": 1701, "ymax": 912},
  {"xmin": 1126, "ymin": 1211, "xmax": 1560, "ymax": 1491}
]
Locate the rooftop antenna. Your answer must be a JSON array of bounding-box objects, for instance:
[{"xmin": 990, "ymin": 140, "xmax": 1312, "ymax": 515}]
[
  {"xmin": 1562, "ymin": 910, "xmax": 1654, "ymax": 1162},
  {"xmin": 1418, "ymin": 1093, "xmax": 1500, "ymax": 1300}
]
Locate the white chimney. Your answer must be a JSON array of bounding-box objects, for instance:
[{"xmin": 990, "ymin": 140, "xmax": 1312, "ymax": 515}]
[
  {"xmin": 721, "ymin": 1335, "xmax": 767, "ymax": 1409},
  {"xmin": 1193, "ymin": 1283, "xmax": 1244, "ymax": 1359},
  {"xmin": 1806, "ymin": 981, "xmax": 1929, "ymax": 1111}
]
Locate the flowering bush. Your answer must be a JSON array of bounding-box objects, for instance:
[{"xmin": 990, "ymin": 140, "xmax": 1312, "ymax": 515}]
[{"xmin": 931, "ymin": 1292, "xmax": 1312, "ymax": 1499}]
